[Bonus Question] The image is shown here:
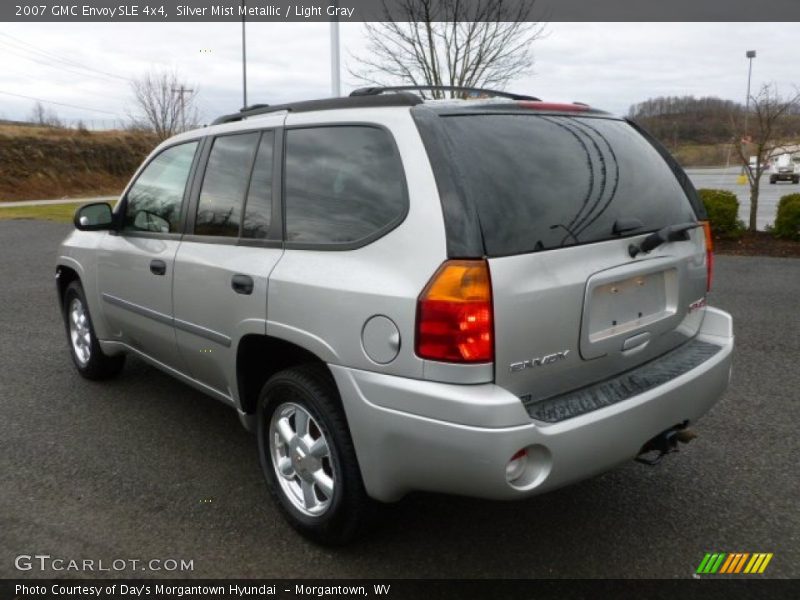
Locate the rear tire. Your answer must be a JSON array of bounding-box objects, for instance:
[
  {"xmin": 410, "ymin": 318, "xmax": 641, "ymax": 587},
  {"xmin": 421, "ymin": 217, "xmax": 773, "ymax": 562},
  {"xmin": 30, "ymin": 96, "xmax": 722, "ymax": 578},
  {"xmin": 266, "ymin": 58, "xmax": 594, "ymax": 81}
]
[
  {"xmin": 770, "ymin": 176, "xmax": 777, "ymax": 184},
  {"xmin": 62, "ymin": 280, "xmax": 125, "ymax": 380},
  {"xmin": 793, "ymin": 176, "xmax": 799, "ymax": 184},
  {"xmin": 256, "ymin": 364, "xmax": 372, "ymax": 545}
]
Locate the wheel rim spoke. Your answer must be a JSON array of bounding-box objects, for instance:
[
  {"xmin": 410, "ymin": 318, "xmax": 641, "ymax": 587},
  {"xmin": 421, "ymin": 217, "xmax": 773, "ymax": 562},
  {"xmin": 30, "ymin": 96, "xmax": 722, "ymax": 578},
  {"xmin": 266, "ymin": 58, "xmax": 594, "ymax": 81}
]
[
  {"xmin": 308, "ymin": 436, "xmax": 329, "ymax": 459},
  {"xmin": 301, "ymin": 480, "xmax": 317, "ymax": 509},
  {"xmin": 276, "ymin": 417, "xmax": 296, "ymax": 446},
  {"xmin": 294, "ymin": 409, "xmax": 309, "ymax": 437},
  {"xmin": 277, "ymin": 456, "xmax": 294, "ymax": 478},
  {"xmin": 312, "ymin": 470, "xmax": 334, "ymax": 499}
]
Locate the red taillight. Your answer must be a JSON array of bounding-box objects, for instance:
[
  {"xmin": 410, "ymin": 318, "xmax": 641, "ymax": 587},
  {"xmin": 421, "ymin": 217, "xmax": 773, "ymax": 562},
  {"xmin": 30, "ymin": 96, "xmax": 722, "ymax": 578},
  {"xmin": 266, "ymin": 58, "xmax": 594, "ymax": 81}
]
[
  {"xmin": 701, "ymin": 220, "xmax": 714, "ymax": 292},
  {"xmin": 415, "ymin": 260, "xmax": 493, "ymax": 363}
]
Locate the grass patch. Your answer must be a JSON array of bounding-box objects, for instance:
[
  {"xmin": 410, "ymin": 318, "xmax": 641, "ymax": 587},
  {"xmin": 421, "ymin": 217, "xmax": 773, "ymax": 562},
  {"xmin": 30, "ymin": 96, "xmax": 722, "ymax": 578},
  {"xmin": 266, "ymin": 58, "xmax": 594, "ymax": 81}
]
[{"xmin": 0, "ymin": 202, "xmax": 80, "ymax": 223}]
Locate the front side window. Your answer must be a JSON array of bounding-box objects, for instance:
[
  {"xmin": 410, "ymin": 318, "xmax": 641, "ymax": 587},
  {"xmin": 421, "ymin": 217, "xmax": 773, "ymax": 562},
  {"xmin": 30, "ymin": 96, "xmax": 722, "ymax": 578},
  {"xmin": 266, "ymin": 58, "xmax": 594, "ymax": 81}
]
[
  {"xmin": 123, "ymin": 141, "xmax": 198, "ymax": 233},
  {"xmin": 284, "ymin": 126, "xmax": 406, "ymax": 245},
  {"xmin": 195, "ymin": 132, "xmax": 260, "ymax": 237}
]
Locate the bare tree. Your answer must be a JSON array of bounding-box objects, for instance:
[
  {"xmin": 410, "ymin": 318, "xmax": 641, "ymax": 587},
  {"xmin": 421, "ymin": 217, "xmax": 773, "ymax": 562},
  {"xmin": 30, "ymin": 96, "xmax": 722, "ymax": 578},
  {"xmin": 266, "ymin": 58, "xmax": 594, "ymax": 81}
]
[
  {"xmin": 30, "ymin": 101, "xmax": 46, "ymax": 125},
  {"xmin": 734, "ymin": 84, "xmax": 800, "ymax": 231},
  {"xmin": 29, "ymin": 101, "xmax": 63, "ymax": 128},
  {"xmin": 350, "ymin": 0, "xmax": 545, "ymax": 97},
  {"xmin": 129, "ymin": 69, "xmax": 198, "ymax": 141}
]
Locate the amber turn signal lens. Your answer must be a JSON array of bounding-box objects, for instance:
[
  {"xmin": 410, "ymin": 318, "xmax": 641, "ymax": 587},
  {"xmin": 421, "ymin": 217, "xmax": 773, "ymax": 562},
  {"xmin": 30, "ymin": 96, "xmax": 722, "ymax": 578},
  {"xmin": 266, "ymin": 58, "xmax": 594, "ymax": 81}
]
[
  {"xmin": 415, "ymin": 260, "xmax": 493, "ymax": 363},
  {"xmin": 700, "ymin": 220, "xmax": 714, "ymax": 292}
]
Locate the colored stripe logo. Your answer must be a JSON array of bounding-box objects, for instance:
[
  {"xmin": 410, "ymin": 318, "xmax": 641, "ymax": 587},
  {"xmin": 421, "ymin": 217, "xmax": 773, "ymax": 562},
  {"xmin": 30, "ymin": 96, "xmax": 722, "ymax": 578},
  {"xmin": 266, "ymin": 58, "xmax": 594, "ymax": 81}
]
[{"xmin": 696, "ymin": 552, "xmax": 773, "ymax": 574}]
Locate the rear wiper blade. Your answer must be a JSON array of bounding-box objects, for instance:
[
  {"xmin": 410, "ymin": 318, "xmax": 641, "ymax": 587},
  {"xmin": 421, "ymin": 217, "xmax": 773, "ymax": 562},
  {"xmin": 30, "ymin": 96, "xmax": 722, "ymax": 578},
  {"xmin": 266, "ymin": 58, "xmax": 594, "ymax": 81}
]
[{"xmin": 628, "ymin": 222, "xmax": 700, "ymax": 258}]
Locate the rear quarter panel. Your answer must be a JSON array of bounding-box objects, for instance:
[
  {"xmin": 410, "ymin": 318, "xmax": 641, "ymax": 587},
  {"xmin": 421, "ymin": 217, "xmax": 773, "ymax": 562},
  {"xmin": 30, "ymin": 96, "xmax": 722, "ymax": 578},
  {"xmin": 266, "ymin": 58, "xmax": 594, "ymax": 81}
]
[{"xmin": 267, "ymin": 108, "xmax": 448, "ymax": 377}]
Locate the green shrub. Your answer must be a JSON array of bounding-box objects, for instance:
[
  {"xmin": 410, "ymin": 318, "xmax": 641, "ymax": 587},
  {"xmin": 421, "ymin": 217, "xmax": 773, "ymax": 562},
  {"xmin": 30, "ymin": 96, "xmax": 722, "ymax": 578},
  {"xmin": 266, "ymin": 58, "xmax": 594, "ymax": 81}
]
[
  {"xmin": 698, "ymin": 188, "xmax": 741, "ymax": 236},
  {"xmin": 773, "ymin": 193, "xmax": 800, "ymax": 240}
]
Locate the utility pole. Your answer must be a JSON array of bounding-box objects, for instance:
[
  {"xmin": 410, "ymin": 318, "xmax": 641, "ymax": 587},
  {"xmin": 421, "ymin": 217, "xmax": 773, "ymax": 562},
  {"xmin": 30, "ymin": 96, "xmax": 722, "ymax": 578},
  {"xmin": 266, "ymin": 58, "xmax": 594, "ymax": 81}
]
[
  {"xmin": 330, "ymin": 0, "xmax": 340, "ymax": 97},
  {"xmin": 172, "ymin": 85, "xmax": 194, "ymax": 132},
  {"xmin": 242, "ymin": 0, "xmax": 248, "ymax": 108},
  {"xmin": 736, "ymin": 49, "xmax": 757, "ymax": 185},
  {"xmin": 744, "ymin": 50, "xmax": 756, "ymax": 138}
]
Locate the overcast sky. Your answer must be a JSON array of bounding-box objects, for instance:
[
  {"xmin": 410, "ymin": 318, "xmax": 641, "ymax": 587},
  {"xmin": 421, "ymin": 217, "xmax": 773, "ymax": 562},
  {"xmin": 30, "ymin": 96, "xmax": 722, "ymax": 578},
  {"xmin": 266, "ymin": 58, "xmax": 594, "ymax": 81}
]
[{"xmin": 0, "ymin": 22, "xmax": 796, "ymax": 128}]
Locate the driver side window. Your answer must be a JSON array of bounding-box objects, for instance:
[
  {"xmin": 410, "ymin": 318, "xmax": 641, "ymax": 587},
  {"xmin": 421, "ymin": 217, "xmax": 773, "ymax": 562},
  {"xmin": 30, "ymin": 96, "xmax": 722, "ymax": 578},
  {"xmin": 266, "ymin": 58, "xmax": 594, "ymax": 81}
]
[{"xmin": 123, "ymin": 141, "xmax": 198, "ymax": 233}]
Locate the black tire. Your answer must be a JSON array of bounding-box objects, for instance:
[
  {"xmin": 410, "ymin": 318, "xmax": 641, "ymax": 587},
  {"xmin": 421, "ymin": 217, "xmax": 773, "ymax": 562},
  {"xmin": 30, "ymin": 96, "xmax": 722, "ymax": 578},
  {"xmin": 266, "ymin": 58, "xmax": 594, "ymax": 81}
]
[
  {"xmin": 770, "ymin": 176, "xmax": 777, "ymax": 184},
  {"xmin": 62, "ymin": 280, "xmax": 125, "ymax": 380},
  {"xmin": 793, "ymin": 177, "xmax": 799, "ymax": 184},
  {"xmin": 256, "ymin": 364, "xmax": 372, "ymax": 545}
]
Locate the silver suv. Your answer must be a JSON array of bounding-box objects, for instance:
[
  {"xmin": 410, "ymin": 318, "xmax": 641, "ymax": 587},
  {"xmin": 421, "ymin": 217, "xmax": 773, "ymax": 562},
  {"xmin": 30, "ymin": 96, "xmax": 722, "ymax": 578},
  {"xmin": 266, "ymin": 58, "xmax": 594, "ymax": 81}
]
[{"xmin": 57, "ymin": 86, "xmax": 734, "ymax": 544}]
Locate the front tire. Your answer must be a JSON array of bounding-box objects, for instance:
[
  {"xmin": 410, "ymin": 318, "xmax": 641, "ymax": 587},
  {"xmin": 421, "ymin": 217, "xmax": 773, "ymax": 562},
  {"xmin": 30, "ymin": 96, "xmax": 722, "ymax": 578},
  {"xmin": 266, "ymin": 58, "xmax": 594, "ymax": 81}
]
[
  {"xmin": 62, "ymin": 280, "xmax": 125, "ymax": 380},
  {"xmin": 256, "ymin": 364, "xmax": 372, "ymax": 545}
]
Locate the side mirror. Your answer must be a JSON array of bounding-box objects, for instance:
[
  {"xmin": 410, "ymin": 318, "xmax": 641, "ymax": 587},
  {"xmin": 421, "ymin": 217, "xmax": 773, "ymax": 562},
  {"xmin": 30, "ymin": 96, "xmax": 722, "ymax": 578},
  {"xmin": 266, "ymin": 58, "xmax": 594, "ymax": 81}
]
[{"xmin": 74, "ymin": 202, "xmax": 114, "ymax": 231}]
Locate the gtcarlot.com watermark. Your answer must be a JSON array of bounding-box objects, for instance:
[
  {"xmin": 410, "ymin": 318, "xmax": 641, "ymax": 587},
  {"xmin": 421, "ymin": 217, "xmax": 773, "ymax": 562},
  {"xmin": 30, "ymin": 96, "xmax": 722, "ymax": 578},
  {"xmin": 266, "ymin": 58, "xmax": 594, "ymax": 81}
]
[{"xmin": 15, "ymin": 554, "xmax": 194, "ymax": 573}]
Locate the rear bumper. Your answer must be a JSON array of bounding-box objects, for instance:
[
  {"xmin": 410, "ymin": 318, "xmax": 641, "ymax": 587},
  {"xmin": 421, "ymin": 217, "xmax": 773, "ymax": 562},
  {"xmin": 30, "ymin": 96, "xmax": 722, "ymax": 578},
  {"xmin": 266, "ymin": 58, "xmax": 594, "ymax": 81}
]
[{"xmin": 331, "ymin": 307, "xmax": 733, "ymax": 502}]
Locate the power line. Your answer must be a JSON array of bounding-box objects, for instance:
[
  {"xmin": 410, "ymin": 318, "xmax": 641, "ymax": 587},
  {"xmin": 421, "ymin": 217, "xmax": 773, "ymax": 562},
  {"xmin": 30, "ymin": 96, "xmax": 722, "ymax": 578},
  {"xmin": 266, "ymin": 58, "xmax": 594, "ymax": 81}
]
[
  {"xmin": 0, "ymin": 89, "xmax": 121, "ymax": 116},
  {"xmin": 0, "ymin": 32, "xmax": 130, "ymax": 82},
  {"xmin": 1, "ymin": 67, "xmax": 129, "ymax": 105},
  {"xmin": 0, "ymin": 41, "xmax": 127, "ymax": 85}
]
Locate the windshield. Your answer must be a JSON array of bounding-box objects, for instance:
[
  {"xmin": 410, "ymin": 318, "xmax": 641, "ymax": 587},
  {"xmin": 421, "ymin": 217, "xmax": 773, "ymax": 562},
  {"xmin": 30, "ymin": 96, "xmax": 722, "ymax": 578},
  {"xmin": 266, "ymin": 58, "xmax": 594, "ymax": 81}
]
[{"xmin": 434, "ymin": 114, "xmax": 697, "ymax": 256}]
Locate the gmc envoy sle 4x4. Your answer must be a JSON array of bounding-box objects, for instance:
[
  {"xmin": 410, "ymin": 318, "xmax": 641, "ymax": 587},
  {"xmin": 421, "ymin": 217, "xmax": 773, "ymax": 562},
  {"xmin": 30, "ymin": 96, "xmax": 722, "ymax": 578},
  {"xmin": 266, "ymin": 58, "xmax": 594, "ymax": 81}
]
[{"xmin": 57, "ymin": 86, "xmax": 734, "ymax": 544}]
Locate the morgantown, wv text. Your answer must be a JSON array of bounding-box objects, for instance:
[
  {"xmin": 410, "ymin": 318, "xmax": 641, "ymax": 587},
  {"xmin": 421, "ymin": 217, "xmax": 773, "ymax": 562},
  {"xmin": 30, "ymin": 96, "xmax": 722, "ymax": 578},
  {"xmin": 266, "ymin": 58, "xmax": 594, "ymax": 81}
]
[{"xmin": 177, "ymin": 4, "xmax": 356, "ymax": 17}]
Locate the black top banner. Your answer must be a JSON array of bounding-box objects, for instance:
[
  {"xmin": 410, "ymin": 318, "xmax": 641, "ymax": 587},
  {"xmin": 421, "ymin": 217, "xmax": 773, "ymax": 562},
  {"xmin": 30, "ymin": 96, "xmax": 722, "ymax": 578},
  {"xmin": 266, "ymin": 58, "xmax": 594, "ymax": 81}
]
[{"xmin": 3, "ymin": 0, "xmax": 800, "ymax": 22}]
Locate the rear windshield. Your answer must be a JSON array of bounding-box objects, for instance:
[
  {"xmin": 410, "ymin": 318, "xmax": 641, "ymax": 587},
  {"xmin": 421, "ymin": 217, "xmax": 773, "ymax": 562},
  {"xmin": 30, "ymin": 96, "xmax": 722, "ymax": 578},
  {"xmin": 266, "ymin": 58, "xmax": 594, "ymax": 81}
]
[{"xmin": 434, "ymin": 114, "xmax": 696, "ymax": 256}]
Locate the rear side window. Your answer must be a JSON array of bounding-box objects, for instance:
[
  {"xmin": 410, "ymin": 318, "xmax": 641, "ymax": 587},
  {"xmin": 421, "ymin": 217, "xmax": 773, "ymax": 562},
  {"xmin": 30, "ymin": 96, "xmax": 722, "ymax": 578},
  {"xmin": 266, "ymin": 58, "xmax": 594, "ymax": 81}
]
[
  {"xmin": 195, "ymin": 132, "xmax": 260, "ymax": 237},
  {"xmin": 284, "ymin": 126, "xmax": 406, "ymax": 245},
  {"xmin": 434, "ymin": 115, "xmax": 696, "ymax": 256},
  {"xmin": 124, "ymin": 141, "xmax": 198, "ymax": 233}
]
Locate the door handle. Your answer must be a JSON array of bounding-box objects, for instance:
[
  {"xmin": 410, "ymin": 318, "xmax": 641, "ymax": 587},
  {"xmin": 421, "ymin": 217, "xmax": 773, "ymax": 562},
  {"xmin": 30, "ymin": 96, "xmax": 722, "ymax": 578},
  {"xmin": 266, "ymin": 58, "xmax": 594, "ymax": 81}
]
[
  {"xmin": 231, "ymin": 274, "xmax": 254, "ymax": 295},
  {"xmin": 150, "ymin": 259, "xmax": 167, "ymax": 276}
]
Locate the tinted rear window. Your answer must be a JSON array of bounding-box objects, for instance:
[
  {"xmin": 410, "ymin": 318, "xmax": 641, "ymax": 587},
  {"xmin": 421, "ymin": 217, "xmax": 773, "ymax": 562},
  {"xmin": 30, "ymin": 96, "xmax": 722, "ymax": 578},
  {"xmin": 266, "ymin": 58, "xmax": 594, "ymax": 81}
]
[{"xmin": 435, "ymin": 114, "xmax": 696, "ymax": 256}]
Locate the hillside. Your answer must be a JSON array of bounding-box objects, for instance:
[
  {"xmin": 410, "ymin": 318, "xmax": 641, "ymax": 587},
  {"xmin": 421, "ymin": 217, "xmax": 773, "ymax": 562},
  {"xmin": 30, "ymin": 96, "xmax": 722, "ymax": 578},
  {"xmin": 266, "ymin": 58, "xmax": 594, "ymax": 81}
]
[
  {"xmin": 0, "ymin": 123, "xmax": 157, "ymax": 202},
  {"xmin": 629, "ymin": 95, "xmax": 800, "ymax": 166}
]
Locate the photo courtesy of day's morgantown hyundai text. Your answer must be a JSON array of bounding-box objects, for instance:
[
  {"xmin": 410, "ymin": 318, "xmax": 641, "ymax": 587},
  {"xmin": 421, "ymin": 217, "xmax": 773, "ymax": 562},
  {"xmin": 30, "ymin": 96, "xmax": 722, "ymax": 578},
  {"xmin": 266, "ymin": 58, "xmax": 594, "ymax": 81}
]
[{"xmin": 55, "ymin": 86, "xmax": 734, "ymax": 545}]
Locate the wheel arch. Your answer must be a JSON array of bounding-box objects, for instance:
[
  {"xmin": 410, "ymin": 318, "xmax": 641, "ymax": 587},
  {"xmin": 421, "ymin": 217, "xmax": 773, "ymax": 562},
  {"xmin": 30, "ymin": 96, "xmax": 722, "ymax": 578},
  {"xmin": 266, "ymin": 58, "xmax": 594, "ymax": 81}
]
[
  {"xmin": 236, "ymin": 334, "xmax": 340, "ymax": 429},
  {"xmin": 55, "ymin": 263, "xmax": 82, "ymax": 315}
]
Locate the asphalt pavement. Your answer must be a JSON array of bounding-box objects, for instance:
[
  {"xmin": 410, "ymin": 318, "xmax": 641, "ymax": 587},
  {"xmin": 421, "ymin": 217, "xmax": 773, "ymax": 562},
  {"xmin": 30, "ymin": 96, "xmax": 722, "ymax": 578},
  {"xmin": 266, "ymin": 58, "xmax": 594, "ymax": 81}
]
[{"xmin": 1, "ymin": 220, "xmax": 798, "ymax": 579}]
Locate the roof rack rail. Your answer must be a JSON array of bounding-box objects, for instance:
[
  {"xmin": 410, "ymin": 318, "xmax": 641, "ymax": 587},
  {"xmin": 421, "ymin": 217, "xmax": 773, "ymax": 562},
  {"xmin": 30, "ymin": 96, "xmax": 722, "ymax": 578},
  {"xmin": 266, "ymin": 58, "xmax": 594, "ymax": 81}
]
[
  {"xmin": 212, "ymin": 93, "xmax": 423, "ymax": 125},
  {"xmin": 350, "ymin": 85, "xmax": 541, "ymax": 102}
]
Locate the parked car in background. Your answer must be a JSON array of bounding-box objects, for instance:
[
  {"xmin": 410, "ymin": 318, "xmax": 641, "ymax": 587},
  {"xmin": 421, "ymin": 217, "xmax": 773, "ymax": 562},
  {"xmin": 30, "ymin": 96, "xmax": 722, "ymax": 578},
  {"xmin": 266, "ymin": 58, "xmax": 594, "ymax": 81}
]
[{"xmin": 770, "ymin": 153, "xmax": 800, "ymax": 184}]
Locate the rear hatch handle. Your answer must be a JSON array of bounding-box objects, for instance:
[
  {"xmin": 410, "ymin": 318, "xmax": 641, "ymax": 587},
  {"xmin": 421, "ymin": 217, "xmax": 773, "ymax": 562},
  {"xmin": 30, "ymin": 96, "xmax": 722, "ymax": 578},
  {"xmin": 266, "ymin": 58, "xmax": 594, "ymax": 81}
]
[{"xmin": 628, "ymin": 222, "xmax": 700, "ymax": 258}]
